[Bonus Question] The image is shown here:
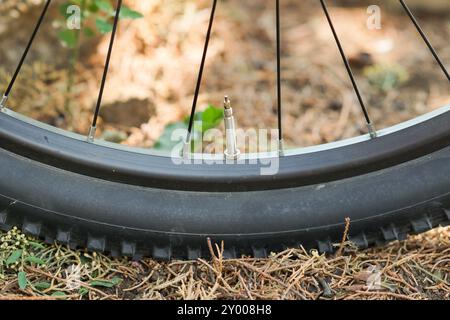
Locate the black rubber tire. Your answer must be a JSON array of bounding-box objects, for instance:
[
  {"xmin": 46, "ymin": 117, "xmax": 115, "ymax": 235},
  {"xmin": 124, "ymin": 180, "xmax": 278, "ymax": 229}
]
[{"xmin": 0, "ymin": 111, "xmax": 449, "ymax": 260}]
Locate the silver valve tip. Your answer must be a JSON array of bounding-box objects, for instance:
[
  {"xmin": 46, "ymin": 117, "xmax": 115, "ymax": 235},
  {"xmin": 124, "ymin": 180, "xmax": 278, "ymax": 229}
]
[{"xmin": 224, "ymin": 95, "xmax": 231, "ymax": 110}]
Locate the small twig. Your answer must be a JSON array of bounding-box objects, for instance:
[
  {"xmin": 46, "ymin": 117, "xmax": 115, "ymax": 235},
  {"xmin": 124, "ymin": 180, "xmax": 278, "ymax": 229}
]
[
  {"xmin": 207, "ymin": 237, "xmax": 218, "ymax": 262},
  {"xmin": 237, "ymin": 271, "xmax": 254, "ymax": 300},
  {"xmin": 337, "ymin": 217, "xmax": 351, "ymax": 256},
  {"xmin": 236, "ymin": 260, "xmax": 308, "ymax": 300}
]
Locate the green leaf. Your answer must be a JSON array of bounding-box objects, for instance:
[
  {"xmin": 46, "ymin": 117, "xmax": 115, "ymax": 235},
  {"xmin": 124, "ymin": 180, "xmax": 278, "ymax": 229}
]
[
  {"xmin": 120, "ymin": 6, "xmax": 144, "ymax": 19},
  {"xmin": 154, "ymin": 105, "xmax": 223, "ymax": 152},
  {"xmin": 183, "ymin": 111, "xmax": 203, "ymax": 124},
  {"xmin": 87, "ymin": 2, "xmax": 100, "ymax": 14},
  {"xmin": 28, "ymin": 241, "xmax": 45, "ymax": 249},
  {"xmin": 79, "ymin": 287, "xmax": 89, "ymax": 296},
  {"xmin": 51, "ymin": 291, "xmax": 67, "ymax": 297},
  {"xmin": 94, "ymin": 0, "xmax": 113, "ymax": 13},
  {"xmin": 6, "ymin": 250, "xmax": 22, "ymax": 265},
  {"xmin": 201, "ymin": 105, "xmax": 223, "ymax": 132},
  {"xmin": 18, "ymin": 272, "xmax": 28, "ymax": 290},
  {"xmin": 59, "ymin": 3, "xmax": 72, "ymax": 17},
  {"xmin": 153, "ymin": 122, "xmax": 187, "ymax": 151},
  {"xmin": 95, "ymin": 18, "xmax": 113, "ymax": 34},
  {"xmin": 33, "ymin": 282, "xmax": 51, "ymax": 290},
  {"xmin": 25, "ymin": 256, "xmax": 45, "ymax": 265},
  {"xmin": 58, "ymin": 29, "xmax": 78, "ymax": 48},
  {"xmin": 83, "ymin": 27, "xmax": 96, "ymax": 37},
  {"xmin": 89, "ymin": 277, "xmax": 122, "ymax": 288},
  {"xmin": 184, "ymin": 105, "xmax": 223, "ymax": 134}
]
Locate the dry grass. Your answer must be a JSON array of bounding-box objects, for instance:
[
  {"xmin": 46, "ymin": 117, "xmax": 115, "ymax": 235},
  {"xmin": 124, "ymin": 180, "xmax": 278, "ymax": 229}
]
[{"xmin": 0, "ymin": 226, "xmax": 448, "ymax": 300}]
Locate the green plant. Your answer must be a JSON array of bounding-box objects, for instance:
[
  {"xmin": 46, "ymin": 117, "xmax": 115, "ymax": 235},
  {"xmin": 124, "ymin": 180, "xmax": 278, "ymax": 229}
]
[
  {"xmin": 0, "ymin": 227, "xmax": 125, "ymax": 297},
  {"xmin": 154, "ymin": 105, "xmax": 224, "ymax": 152},
  {"xmin": 364, "ymin": 63, "xmax": 409, "ymax": 92},
  {"xmin": 57, "ymin": 0, "xmax": 143, "ymax": 48},
  {"xmin": 55, "ymin": 0, "xmax": 143, "ymax": 126},
  {"xmin": 0, "ymin": 227, "xmax": 47, "ymax": 290}
]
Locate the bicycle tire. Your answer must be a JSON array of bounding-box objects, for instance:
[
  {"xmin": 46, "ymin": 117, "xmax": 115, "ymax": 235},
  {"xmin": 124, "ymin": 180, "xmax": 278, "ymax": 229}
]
[{"xmin": 0, "ymin": 108, "xmax": 449, "ymax": 260}]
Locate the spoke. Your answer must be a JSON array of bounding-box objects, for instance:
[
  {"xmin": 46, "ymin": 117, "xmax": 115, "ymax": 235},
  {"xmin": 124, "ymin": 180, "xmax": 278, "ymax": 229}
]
[
  {"xmin": 319, "ymin": 0, "xmax": 376, "ymax": 138},
  {"xmin": 399, "ymin": 0, "xmax": 450, "ymax": 82},
  {"xmin": 88, "ymin": 0, "xmax": 123, "ymax": 142},
  {"xmin": 276, "ymin": 0, "xmax": 284, "ymax": 151},
  {"xmin": 185, "ymin": 0, "xmax": 218, "ymax": 150},
  {"xmin": 1, "ymin": 0, "xmax": 52, "ymax": 110}
]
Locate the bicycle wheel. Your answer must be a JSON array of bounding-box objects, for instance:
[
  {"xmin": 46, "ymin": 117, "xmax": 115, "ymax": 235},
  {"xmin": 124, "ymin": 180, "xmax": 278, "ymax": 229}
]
[{"xmin": 0, "ymin": 0, "xmax": 449, "ymax": 260}]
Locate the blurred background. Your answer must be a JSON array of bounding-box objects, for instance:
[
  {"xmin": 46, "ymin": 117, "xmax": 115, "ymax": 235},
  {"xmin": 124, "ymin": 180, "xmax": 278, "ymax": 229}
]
[{"xmin": 0, "ymin": 0, "xmax": 449, "ymax": 150}]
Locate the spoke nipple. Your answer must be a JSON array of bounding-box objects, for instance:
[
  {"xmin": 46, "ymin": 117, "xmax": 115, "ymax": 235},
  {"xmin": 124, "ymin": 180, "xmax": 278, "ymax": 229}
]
[
  {"xmin": 278, "ymin": 139, "xmax": 285, "ymax": 156},
  {"xmin": 87, "ymin": 126, "xmax": 97, "ymax": 143},
  {"xmin": 0, "ymin": 95, "xmax": 8, "ymax": 111},
  {"xmin": 223, "ymin": 96, "xmax": 240, "ymax": 160},
  {"xmin": 367, "ymin": 122, "xmax": 377, "ymax": 139},
  {"xmin": 182, "ymin": 138, "xmax": 191, "ymax": 159}
]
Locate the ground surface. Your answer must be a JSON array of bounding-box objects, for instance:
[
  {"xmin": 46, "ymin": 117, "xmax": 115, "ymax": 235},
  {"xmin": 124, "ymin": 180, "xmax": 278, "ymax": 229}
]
[{"xmin": 0, "ymin": 227, "xmax": 449, "ymax": 300}]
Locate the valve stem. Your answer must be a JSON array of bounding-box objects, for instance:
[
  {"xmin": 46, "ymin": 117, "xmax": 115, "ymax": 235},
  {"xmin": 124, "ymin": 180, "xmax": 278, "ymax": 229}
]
[
  {"xmin": 0, "ymin": 95, "xmax": 8, "ymax": 111},
  {"xmin": 223, "ymin": 96, "xmax": 240, "ymax": 160}
]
